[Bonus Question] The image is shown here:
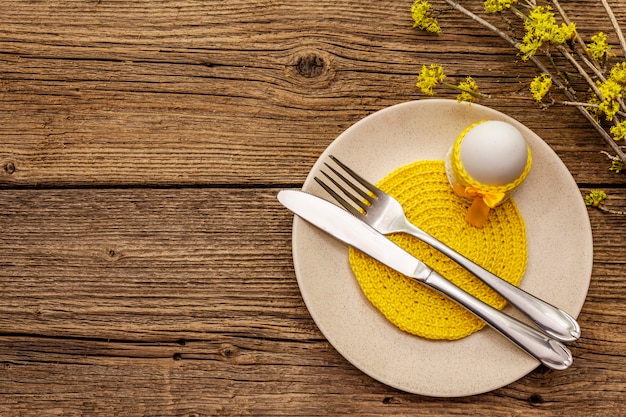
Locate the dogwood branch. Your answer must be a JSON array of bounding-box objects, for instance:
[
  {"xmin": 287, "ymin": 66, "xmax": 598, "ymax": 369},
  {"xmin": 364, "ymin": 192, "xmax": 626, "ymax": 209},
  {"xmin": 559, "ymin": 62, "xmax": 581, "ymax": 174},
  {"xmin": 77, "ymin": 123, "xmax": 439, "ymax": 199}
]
[{"xmin": 442, "ymin": 0, "xmax": 626, "ymax": 166}]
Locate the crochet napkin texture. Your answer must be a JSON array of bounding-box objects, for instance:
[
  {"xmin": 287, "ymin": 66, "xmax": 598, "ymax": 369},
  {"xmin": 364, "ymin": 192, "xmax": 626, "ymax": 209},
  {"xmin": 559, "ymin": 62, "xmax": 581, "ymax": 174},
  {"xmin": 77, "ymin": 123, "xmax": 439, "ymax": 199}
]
[{"xmin": 348, "ymin": 160, "xmax": 527, "ymax": 340}]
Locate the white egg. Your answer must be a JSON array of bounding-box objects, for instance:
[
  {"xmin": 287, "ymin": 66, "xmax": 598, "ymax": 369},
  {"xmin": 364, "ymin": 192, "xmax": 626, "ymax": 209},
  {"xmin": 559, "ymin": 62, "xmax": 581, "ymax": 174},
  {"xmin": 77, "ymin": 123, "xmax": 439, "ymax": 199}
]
[{"xmin": 459, "ymin": 120, "xmax": 529, "ymax": 186}]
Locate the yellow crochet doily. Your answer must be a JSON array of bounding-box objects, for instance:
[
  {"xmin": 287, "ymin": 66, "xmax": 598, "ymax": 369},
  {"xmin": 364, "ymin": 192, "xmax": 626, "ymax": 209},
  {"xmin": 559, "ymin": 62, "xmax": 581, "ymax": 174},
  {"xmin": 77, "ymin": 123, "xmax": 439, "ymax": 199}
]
[{"xmin": 348, "ymin": 160, "xmax": 527, "ymax": 340}]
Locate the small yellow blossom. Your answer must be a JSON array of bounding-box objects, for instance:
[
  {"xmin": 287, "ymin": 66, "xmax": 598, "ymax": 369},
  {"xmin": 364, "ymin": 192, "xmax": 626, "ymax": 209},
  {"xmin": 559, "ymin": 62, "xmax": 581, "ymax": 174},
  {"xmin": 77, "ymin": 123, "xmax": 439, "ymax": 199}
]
[
  {"xmin": 519, "ymin": 35, "xmax": 544, "ymax": 60},
  {"xmin": 456, "ymin": 77, "xmax": 480, "ymax": 102},
  {"xmin": 529, "ymin": 73, "xmax": 552, "ymax": 102},
  {"xmin": 411, "ymin": 0, "xmax": 441, "ymax": 34},
  {"xmin": 602, "ymin": 151, "xmax": 626, "ymax": 173},
  {"xmin": 609, "ymin": 62, "xmax": 626, "ymax": 85},
  {"xmin": 551, "ymin": 22, "xmax": 577, "ymax": 44},
  {"xmin": 610, "ymin": 120, "xmax": 626, "ymax": 141},
  {"xmin": 586, "ymin": 32, "xmax": 612, "ymax": 63},
  {"xmin": 586, "ymin": 94, "xmax": 602, "ymax": 122},
  {"xmin": 484, "ymin": 0, "xmax": 516, "ymax": 14},
  {"xmin": 610, "ymin": 159, "xmax": 625, "ymax": 174},
  {"xmin": 519, "ymin": 6, "xmax": 576, "ymax": 60},
  {"xmin": 584, "ymin": 190, "xmax": 607, "ymax": 207},
  {"xmin": 600, "ymin": 100, "xmax": 620, "ymax": 121},
  {"xmin": 597, "ymin": 78, "xmax": 623, "ymax": 120},
  {"xmin": 585, "ymin": 189, "xmax": 624, "ymax": 214},
  {"xmin": 416, "ymin": 64, "xmax": 446, "ymax": 95}
]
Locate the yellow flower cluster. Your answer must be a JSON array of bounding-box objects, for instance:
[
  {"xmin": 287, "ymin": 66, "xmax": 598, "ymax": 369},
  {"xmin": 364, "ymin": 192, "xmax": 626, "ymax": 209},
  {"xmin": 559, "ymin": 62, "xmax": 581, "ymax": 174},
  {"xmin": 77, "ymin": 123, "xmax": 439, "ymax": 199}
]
[
  {"xmin": 411, "ymin": 0, "xmax": 441, "ymax": 34},
  {"xmin": 596, "ymin": 63, "xmax": 626, "ymax": 124},
  {"xmin": 529, "ymin": 73, "xmax": 552, "ymax": 102},
  {"xmin": 610, "ymin": 121, "xmax": 626, "ymax": 141},
  {"xmin": 519, "ymin": 6, "xmax": 576, "ymax": 60},
  {"xmin": 456, "ymin": 77, "xmax": 480, "ymax": 102},
  {"xmin": 484, "ymin": 0, "xmax": 516, "ymax": 14},
  {"xmin": 598, "ymin": 79, "xmax": 622, "ymax": 121},
  {"xmin": 586, "ymin": 32, "xmax": 613, "ymax": 63},
  {"xmin": 416, "ymin": 64, "xmax": 446, "ymax": 95},
  {"xmin": 609, "ymin": 62, "xmax": 626, "ymax": 84},
  {"xmin": 609, "ymin": 158, "xmax": 625, "ymax": 173},
  {"xmin": 584, "ymin": 190, "xmax": 607, "ymax": 208},
  {"xmin": 610, "ymin": 161, "xmax": 624, "ymax": 173}
]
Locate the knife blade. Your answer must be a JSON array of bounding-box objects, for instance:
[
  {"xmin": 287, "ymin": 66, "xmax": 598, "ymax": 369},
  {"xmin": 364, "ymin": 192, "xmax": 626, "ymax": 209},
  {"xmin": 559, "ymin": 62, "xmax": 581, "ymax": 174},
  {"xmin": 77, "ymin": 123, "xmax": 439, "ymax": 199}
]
[{"xmin": 278, "ymin": 189, "xmax": 572, "ymax": 370}]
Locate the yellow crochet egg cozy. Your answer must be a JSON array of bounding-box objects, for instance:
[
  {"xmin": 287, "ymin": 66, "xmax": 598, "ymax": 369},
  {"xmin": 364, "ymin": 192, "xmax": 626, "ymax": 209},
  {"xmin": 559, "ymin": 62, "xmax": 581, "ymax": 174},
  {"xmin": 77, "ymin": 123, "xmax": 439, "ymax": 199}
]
[
  {"xmin": 445, "ymin": 120, "xmax": 532, "ymax": 228},
  {"xmin": 348, "ymin": 160, "xmax": 527, "ymax": 340}
]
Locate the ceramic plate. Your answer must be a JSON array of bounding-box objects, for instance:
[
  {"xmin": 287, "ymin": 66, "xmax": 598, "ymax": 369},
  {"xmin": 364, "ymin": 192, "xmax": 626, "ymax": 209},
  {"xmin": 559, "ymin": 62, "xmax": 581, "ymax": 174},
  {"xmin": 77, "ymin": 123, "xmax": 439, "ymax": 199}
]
[{"xmin": 290, "ymin": 99, "xmax": 592, "ymax": 397}]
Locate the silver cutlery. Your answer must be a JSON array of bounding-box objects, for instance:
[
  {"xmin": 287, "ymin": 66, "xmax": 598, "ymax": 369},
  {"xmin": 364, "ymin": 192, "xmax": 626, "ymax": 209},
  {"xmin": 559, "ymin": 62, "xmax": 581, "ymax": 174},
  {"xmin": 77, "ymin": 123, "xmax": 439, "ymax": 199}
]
[
  {"xmin": 314, "ymin": 155, "xmax": 580, "ymax": 343},
  {"xmin": 278, "ymin": 190, "xmax": 573, "ymax": 370}
]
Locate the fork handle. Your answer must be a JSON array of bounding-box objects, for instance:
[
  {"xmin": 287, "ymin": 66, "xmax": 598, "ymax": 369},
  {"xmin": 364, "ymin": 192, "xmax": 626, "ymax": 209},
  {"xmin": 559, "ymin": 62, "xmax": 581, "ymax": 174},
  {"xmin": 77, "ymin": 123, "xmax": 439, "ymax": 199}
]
[
  {"xmin": 403, "ymin": 222, "xmax": 581, "ymax": 342},
  {"xmin": 422, "ymin": 270, "xmax": 573, "ymax": 370}
]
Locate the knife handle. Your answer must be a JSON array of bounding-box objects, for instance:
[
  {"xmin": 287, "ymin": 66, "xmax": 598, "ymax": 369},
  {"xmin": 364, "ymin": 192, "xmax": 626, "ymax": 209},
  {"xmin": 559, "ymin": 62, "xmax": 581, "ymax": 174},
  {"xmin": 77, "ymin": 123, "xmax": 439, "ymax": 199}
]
[
  {"xmin": 422, "ymin": 270, "xmax": 573, "ymax": 370},
  {"xmin": 406, "ymin": 222, "xmax": 580, "ymax": 342}
]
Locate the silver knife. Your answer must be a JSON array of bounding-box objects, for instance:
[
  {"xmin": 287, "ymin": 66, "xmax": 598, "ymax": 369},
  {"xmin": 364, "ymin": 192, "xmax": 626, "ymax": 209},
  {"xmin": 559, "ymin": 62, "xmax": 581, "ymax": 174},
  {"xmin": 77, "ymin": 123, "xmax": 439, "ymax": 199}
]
[{"xmin": 278, "ymin": 189, "xmax": 573, "ymax": 370}]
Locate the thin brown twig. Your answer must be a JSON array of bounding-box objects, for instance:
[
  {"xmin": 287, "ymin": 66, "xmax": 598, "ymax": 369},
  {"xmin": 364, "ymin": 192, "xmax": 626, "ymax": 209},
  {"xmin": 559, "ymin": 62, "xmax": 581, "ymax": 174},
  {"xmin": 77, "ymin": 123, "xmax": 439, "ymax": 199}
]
[
  {"xmin": 556, "ymin": 45, "xmax": 603, "ymax": 99},
  {"xmin": 549, "ymin": 0, "xmax": 596, "ymax": 65},
  {"xmin": 600, "ymin": 0, "xmax": 626, "ymax": 57},
  {"xmin": 576, "ymin": 50, "xmax": 605, "ymax": 80},
  {"xmin": 554, "ymin": 44, "xmax": 626, "ymax": 128},
  {"xmin": 596, "ymin": 205, "xmax": 626, "ymax": 215},
  {"xmin": 561, "ymin": 101, "xmax": 626, "ymax": 117}
]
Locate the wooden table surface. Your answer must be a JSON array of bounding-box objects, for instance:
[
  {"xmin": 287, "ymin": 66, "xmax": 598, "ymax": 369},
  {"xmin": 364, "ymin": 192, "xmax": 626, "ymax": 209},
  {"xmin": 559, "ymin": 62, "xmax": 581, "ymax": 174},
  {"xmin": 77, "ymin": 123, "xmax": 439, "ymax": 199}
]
[{"xmin": 1, "ymin": 1, "xmax": 625, "ymax": 415}]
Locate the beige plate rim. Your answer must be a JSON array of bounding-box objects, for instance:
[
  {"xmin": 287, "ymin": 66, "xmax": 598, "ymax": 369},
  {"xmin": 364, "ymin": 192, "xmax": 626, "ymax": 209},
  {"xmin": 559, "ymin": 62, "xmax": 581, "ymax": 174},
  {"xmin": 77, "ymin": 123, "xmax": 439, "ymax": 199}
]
[{"xmin": 291, "ymin": 99, "xmax": 592, "ymax": 397}]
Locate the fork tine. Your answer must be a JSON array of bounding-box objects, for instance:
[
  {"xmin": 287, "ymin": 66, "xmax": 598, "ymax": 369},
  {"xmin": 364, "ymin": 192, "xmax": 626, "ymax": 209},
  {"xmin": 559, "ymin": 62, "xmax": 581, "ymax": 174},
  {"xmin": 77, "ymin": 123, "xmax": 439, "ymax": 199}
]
[
  {"xmin": 319, "ymin": 170, "xmax": 371, "ymax": 212},
  {"xmin": 314, "ymin": 176, "xmax": 362, "ymax": 217},
  {"xmin": 323, "ymin": 164, "xmax": 373, "ymax": 204},
  {"xmin": 329, "ymin": 155, "xmax": 379, "ymax": 195}
]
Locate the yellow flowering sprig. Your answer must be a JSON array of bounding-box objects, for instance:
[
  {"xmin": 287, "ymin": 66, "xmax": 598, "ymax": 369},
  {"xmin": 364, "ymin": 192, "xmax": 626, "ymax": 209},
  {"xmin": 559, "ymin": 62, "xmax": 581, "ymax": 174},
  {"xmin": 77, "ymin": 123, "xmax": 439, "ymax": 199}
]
[
  {"xmin": 585, "ymin": 190, "xmax": 626, "ymax": 214},
  {"xmin": 519, "ymin": 6, "xmax": 577, "ymax": 61},
  {"xmin": 484, "ymin": 0, "xmax": 516, "ymax": 14},
  {"xmin": 416, "ymin": 65, "xmax": 489, "ymax": 102},
  {"xmin": 596, "ymin": 78, "xmax": 623, "ymax": 121},
  {"xmin": 411, "ymin": 0, "xmax": 441, "ymax": 34},
  {"xmin": 587, "ymin": 32, "xmax": 613, "ymax": 64},
  {"xmin": 609, "ymin": 120, "xmax": 626, "ymax": 141},
  {"xmin": 529, "ymin": 73, "xmax": 552, "ymax": 102},
  {"xmin": 601, "ymin": 151, "xmax": 625, "ymax": 174},
  {"xmin": 411, "ymin": 0, "xmax": 626, "ymax": 176},
  {"xmin": 416, "ymin": 64, "xmax": 446, "ymax": 95},
  {"xmin": 456, "ymin": 77, "xmax": 481, "ymax": 103},
  {"xmin": 591, "ymin": 62, "xmax": 626, "ymax": 125},
  {"xmin": 585, "ymin": 190, "xmax": 607, "ymax": 208}
]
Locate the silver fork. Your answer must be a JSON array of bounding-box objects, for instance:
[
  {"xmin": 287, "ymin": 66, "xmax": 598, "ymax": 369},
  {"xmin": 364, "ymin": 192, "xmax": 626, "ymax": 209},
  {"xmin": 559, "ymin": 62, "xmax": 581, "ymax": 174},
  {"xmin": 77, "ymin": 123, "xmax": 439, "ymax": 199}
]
[{"xmin": 315, "ymin": 155, "xmax": 581, "ymax": 343}]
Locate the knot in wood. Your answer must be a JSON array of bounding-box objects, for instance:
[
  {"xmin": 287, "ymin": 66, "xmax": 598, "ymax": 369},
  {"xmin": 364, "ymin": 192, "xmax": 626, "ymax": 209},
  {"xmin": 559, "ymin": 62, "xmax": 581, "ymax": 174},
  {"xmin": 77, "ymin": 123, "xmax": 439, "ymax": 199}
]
[
  {"xmin": 104, "ymin": 247, "xmax": 122, "ymax": 263},
  {"xmin": 220, "ymin": 344, "xmax": 239, "ymax": 358},
  {"xmin": 295, "ymin": 53, "xmax": 327, "ymax": 78},
  {"xmin": 4, "ymin": 161, "xmax": 15, "ymax": 175}
]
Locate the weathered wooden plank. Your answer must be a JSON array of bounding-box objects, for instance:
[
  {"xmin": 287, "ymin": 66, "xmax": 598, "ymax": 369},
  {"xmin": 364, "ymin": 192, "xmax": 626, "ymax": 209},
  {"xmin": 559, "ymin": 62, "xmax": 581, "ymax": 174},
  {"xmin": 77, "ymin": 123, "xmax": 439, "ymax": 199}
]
[
  {"xmin": 0, "ymin": 188, "xmax": 305, "ymax": 340},
  {"xmin": 0, "ymin": 333, "xmax": 623, "ymax": 416},
  {"xmin": 0, "ymin": 187, "xmax": 625, "ymax": 415},
  {"xmin": 1, "ymin": 1, "xmax": 625, "ymax": 187},
  {"xmin": 1, "ymin": 187, "xmax": 622, "ymax": 338}
]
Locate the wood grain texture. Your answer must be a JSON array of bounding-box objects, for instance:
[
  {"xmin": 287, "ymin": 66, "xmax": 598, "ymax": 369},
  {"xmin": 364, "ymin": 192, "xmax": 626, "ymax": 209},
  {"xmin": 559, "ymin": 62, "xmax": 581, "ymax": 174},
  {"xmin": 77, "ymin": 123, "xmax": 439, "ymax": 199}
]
[
  {"xmin": 1, "ymin": 0, "xmax": 626, "ymax": 415},
  {"xmin": 1, "ymin": 0, "xmax": 626, "ymax": 187},
  {"xmin": 1, "ymin": 188, "xmax": 625, "ymax": 416}
]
